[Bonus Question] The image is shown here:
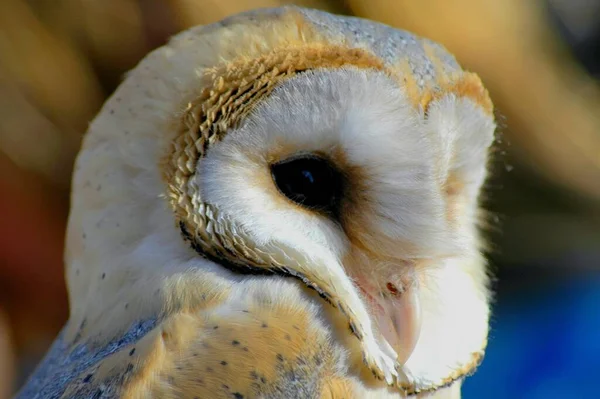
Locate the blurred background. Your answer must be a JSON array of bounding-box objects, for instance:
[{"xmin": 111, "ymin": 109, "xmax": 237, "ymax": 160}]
[{"xmin": 1, "ymin": 0, "xmax": 599, "ymax": 397}]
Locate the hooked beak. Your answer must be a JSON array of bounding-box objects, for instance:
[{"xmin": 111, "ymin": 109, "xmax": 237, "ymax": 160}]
[{"xmin": 353, "ymin": 271, "xmax": 422, "ymax": 367}]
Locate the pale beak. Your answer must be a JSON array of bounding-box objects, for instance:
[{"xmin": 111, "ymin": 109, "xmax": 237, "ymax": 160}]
[{"xmin": 354, "ymin": 274, "xmax": 422, "ymax": 366}]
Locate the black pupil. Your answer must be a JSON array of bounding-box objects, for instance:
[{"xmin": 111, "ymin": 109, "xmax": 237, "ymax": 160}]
[{"xmin": 271, "ymin": 155, "xmax": 342, "ymax": 213}]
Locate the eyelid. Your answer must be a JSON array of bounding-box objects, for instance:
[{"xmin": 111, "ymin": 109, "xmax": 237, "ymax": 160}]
[{"xmin": 269, "ymin": 152, "xmax": 330, "ymax": 167}]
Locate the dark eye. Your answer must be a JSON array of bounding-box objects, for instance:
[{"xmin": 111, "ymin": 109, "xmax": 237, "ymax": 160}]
[{"xmin": 271, "ymin": 155, "xmax": 343, "ymax": 214}]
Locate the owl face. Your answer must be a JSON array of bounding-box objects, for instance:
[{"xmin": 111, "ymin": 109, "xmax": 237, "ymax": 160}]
[
  {"xmin": 47, "ymin": 6, "xmax": 495, "ymax": 398},
  {"xmin": 190, "ymin": 65, "xmax": 494, "ymax": 388},
  {"xmin": 200, "ymin": 67, "xmax": 455, "ymax": 365}
]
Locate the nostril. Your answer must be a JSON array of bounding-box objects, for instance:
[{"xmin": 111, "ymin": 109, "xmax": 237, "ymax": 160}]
[{"xmin": 386, "ymin": 282, "xmax": 400, "ymax": 296}]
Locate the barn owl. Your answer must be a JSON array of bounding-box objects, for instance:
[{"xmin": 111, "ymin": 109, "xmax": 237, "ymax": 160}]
[{"xmin": 17, "ymin": 6, "xmax": 494, "ymax": 398}]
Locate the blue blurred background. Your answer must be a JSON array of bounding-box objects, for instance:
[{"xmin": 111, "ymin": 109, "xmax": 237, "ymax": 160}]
[
  {"xmin": 464, "ymin": 265, "xmax": 600, "ymax": 398},
  {"xmin": 1, "ymin": 0, "xmax": 599, "ymax": 397}
]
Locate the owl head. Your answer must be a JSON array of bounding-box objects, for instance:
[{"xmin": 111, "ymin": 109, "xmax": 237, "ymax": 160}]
[{"xmin": 60, "ymin": 6, "xmax": 494, "ymax": 396}]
